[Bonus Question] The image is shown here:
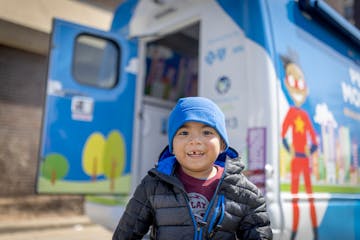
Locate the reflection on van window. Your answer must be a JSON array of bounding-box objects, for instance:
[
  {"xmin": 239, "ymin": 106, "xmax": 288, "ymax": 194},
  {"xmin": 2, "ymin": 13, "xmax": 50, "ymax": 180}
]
[
  {"xmin": 73, "ymin": 35, "xmax": 119, "ymax": 89},
  {"xmin": 144, "ymin": 23, "xmax": 199, "ymax": 102}
]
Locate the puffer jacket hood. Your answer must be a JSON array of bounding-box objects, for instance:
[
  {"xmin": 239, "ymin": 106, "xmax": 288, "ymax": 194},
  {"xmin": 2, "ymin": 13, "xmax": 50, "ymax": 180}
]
[{"xmin": 156, "ymin": 145, "xmax": 239, "ymax": 176}]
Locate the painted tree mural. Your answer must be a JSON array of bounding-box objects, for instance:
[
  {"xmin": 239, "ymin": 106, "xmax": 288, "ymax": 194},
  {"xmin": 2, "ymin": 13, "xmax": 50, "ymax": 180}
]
[
  {"xmin": 103, "ymin": 130, "xmax": 125, "ymax": 191},
  {"xmin": 82, "ymin": 132, "xmax": 105, "ymax": 181},
  {"xmin": 42, "ymin": 153, "xmax": 69, "ymax": 185}
]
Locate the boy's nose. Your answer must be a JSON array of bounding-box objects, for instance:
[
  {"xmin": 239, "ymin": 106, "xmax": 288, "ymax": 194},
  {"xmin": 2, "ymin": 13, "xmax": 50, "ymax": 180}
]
[{"xmin": 189, "ymin": 135, "xmax": 201, "ymax": 144}]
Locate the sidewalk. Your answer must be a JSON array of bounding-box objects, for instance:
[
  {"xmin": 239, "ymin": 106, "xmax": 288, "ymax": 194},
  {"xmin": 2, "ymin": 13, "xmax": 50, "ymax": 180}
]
[{"xmin": 0, "ymin": 215, "xmax": 113, "ymax": 240}]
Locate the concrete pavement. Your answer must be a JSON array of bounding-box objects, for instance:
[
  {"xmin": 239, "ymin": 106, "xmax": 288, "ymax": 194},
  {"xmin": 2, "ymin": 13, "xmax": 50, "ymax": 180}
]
[{"xmin": 0, "ymin": 215, "xmax": 113, "ymax": 240}]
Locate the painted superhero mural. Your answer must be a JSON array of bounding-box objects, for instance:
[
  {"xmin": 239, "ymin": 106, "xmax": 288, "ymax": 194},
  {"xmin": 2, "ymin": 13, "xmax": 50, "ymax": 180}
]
[{"xmin": 281, "ymin": 60, "xmax": 318, "ymax": 240}]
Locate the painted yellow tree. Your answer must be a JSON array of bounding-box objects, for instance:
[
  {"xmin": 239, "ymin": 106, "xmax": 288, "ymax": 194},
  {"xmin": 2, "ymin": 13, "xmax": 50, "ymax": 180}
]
[
  {"xmin": 82, "ymin": 133, "xmax": 105, "ymax": 181},
  {"xmin": 42, "ymin": 153, "xmax": 69, "ymax": 185},
  {"xmin": 103, "ymin": 130, "xmax": 125, "ymax": 191}
]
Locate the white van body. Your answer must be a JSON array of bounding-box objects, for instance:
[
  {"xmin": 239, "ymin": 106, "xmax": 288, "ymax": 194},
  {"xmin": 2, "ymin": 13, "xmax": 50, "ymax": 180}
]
[{"xmin": 37, "ymin": 0, "xmax": 360, "ymax": 239}]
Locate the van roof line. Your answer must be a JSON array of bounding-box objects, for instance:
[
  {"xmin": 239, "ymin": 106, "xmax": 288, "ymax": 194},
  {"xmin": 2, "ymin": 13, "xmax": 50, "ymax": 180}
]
[{"xmin": 298, "ymin": 0, "xmax": 360, "ymax": 47}]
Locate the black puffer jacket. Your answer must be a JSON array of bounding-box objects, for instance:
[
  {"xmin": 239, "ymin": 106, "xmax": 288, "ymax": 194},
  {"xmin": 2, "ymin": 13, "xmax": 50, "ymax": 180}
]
[{"xmin": 113, "ymin": 147, "xmax": 272, "ymax": 240}]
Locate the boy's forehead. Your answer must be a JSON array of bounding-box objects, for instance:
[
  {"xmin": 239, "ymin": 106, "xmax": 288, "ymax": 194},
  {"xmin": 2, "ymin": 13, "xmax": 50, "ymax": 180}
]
[{"xmin": 179, "ymin": 121, "xmax": 213, "ymax": 128}]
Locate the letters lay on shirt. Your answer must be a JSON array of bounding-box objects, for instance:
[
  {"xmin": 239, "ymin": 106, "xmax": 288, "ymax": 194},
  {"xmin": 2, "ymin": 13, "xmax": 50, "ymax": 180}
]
[{"xmin": 176, "ymin": 166, "xmax": 224, "ymax": 220}]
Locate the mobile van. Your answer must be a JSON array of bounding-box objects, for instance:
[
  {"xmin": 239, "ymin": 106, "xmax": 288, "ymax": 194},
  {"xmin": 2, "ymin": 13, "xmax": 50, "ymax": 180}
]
[{"xmin": 37, "ymin": 0, "xmax": 360, "ymax": 239}]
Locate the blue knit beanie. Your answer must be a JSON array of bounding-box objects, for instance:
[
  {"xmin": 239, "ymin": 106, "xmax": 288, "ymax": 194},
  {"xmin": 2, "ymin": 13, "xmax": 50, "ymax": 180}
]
[{"xmin": 168, "ymin": 97, "xmax": 229, "ymax": 153}]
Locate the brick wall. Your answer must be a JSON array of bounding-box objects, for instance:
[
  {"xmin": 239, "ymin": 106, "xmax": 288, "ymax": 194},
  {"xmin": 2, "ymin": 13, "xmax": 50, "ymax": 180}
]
[
  {"xmin": 0, "ymin": 44, "xmax": 46, "ymax": 195},
  {"xmin": 0, "ymin": 44, "xmax": 83, "ymax": 215}
]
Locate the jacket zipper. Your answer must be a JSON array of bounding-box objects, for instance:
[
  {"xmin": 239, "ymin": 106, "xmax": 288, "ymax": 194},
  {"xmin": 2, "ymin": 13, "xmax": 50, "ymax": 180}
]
[
  {"xmin": 154, "ymin": 172, "xmax": 200, "ymax": 240},
  {"xmin": 154, "ymin": 164, "xmax": 228, "ymax": 240},
  {"xmin": 182, "ymin": 190, "xmax": 200, "ymax": 240},
  {"xmin": 198, "ymin": 169, "xmax": 227, "ymax": 239}
]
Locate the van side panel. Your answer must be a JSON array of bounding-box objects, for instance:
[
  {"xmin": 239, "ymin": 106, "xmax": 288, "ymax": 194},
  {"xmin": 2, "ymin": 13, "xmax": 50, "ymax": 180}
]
[{"xmin": 268, "ymin": 0, "xmax": 360, "ymax": 239}]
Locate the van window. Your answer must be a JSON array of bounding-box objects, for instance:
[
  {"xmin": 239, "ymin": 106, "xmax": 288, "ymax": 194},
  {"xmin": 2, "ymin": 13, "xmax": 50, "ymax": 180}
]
[
  {"xmin": 73, "ymin": 35, "xmax": 120, "ymax": 89},
  {"xmin": 144, "ymin": 23, "xmax": 199, "ymax": 102}
]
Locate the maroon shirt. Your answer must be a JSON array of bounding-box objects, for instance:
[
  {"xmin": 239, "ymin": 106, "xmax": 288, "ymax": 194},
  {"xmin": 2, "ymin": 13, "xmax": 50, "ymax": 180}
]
[{"xmin": 176, "ymin": 165, "xmax": 224, "ymax": 220}]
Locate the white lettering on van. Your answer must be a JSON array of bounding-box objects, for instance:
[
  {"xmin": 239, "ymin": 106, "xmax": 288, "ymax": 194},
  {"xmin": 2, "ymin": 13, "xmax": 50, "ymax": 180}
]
[
  {"xmin": 342, "ymin": 82, "xmax": 360, "ymax": 108},
  {"xmin": 349, "ymin": 67, "xmax": 360, "ymax": 88}
]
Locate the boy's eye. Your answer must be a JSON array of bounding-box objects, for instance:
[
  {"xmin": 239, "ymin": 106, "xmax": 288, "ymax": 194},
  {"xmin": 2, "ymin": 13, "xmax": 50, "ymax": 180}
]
[
  {"xmin": 203, "ymin": 130, "xmax": 214, "ymax": 135},
  {"xmin": 177, "ymin": 130, "xmax": 188, "ymax": 136}
]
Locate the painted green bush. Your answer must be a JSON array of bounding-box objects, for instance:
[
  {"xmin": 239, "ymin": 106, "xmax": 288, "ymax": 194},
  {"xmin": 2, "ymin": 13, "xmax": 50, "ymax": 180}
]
[{"xmin": 42, "ymin": 153, "xmax": 69, "ymax": 185}]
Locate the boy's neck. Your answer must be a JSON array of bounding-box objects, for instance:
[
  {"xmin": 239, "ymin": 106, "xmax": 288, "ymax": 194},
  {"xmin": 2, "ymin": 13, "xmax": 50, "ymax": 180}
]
[{"xmin": 181, "ymin": 166, "xmax": 217, "ymax": 180}]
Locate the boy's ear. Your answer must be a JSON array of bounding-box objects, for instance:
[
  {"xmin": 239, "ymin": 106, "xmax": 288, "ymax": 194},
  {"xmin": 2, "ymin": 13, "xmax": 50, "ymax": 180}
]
[{"xmin": 221, "ymin": 140, "xmax": 226, "ymax": 151}]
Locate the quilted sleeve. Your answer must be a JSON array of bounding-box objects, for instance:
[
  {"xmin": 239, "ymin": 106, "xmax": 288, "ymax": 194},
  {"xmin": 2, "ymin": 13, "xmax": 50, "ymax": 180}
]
[
  {"xmin": 236, "ymin": 180, "xmax": 273, "ymax": 240},
  {"xmin": 112, "ymin": 177, "xmax": 154, "ymax": 240}
]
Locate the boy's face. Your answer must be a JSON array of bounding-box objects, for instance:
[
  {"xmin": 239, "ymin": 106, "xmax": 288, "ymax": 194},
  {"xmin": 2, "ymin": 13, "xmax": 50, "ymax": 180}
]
[{"xmin": 173, "ymin": 121, "xmax": 224, "ymax": 179}]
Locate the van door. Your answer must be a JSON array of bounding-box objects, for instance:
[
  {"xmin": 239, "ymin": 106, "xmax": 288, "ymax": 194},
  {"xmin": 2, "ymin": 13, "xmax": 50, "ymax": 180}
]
[
  {"xmin": 36, "ymin": 19, "xmax": 138, "ymax": 194},
  {"xmin": 137, "ymin": 22, "xmax": 200, "ymax": 180}
]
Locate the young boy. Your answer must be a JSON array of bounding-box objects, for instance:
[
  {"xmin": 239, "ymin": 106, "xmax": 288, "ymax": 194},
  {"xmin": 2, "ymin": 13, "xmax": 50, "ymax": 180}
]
[{"xmin": 113, "ymin": 97, "xmax": 273, "ymax": 240}]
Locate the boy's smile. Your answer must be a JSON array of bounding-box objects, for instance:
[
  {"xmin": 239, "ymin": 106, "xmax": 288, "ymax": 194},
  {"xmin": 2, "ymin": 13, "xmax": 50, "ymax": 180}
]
[
  {"xmin": 173, "ymin": 121, "xmax": 224, "ymax": 179},
  {"xmin": 187, "ymin": 151, "xmax": 204, "ymax": 157}
]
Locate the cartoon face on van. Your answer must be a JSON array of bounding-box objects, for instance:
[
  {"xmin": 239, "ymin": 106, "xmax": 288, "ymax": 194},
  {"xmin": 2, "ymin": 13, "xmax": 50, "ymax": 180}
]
[{"xmin": 285, "ymin": 63, "xmax": 308, "ymax": 107}]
